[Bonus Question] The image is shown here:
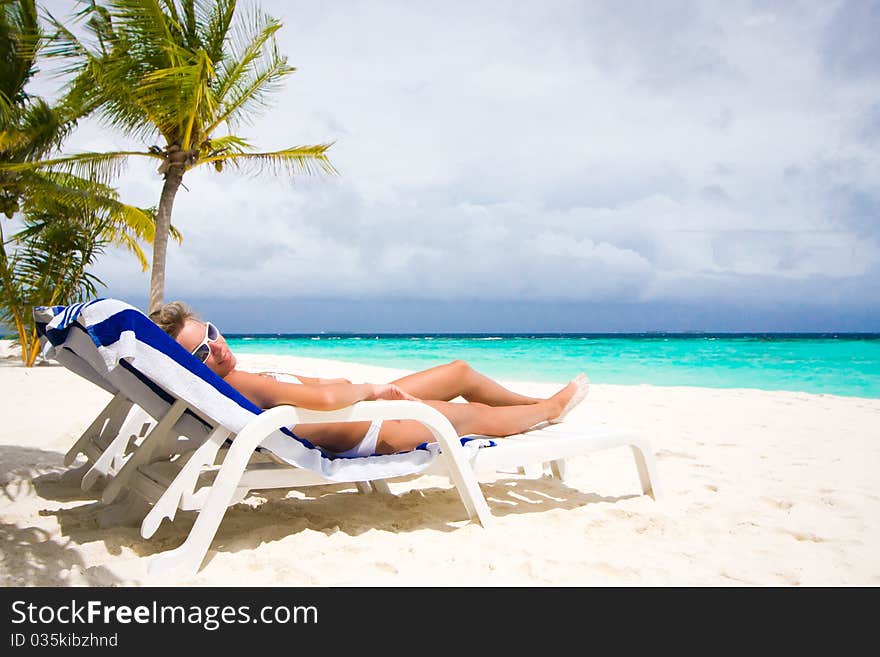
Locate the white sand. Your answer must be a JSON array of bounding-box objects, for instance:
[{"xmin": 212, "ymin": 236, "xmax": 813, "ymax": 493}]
[{"xmin": 1, "ymin": 339, "xmax": 878, "ymax": 586}]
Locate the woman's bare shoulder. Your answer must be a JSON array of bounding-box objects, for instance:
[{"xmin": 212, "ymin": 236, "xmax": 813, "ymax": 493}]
[
  {"xmin": 223, "ymin": 369, "xmax": 276, "ymax": 406},
  {"xmin": 224, "ymin": 369, "xmax": 272, "ymax": 394},
  {"xmin": 226, "ymin": 369, "xmax": 321, "ymax": 406}
]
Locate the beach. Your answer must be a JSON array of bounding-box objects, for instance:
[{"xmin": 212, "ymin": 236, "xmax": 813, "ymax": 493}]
[{"xmin": 1, "ymin": 341, "xmax": 878, "ymax": 586}]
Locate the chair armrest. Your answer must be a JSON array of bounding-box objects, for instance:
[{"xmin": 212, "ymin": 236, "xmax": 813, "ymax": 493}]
[
  {"xmin": 261, "ymin": 399, "xmax": 462, "ymax": 453},
  {"xmin": 282, "ymin": 399, "xmax": 451, "ymax": 428}
]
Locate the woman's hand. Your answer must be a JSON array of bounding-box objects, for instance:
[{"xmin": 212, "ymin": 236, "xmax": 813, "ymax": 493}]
[{"xmin": 368, "ymin": 383, "xmax": 420, "ymax": 402}]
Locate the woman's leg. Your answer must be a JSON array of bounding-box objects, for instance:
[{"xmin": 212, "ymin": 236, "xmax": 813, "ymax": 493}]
[
  {"xmin": 391, "ymin": 360, "xmax": 543, "ymax": 406},
  {"xmin": 292, "ymin": 379, "xmax": 581, "ymax": 455},
  {"xmin": 376, "ymin": 382, "xmax": 577, "ymax": 454}
]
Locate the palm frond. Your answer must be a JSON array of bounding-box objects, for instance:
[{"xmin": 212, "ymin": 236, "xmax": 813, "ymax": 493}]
[
  {"xmin": 91, "ymin": 196, "xmax": 155, "ymax": 270},
  {"xmin": 198, "ymin": 143, "xmax": 338, "ymax": 177},
  {"xmin": 159, "ymin": 0, "xmax": 184, "ymax": 33},
  {"xmin": 103, "ymin": 223, "xmax": 149, "ymax": 270},
  {"xmin": 0, "ymin": 91, "xmax": 13, "ymax": 126},
  {"xmin": 0, "ymin": 0, "xmax": 42, "ymax": 104},
  {"xmin": 0, "ymin": 127, "xmax": 27, "ymax": 151},
  {"xmin": 46, "ymin": 2, "xmax": 190, "ymax": 142},
  {"xmin": 212, "ymin": 6, "xmax": 281, "ymax": 96},
  {"xmin": 210, "ymin": 43, "xmax": 292, "ymax": 132},
  {"xmin": 104, "ymin": 0, "xmax": 182, "ymax": 69},
  {"xmin": 199, "ymin": 0, "xmax": 235, "ymax": 63},
  {"xmin": 11, "ymin": 207, "xmax": 113, "ymax": 307},
  {"xmin": 0, "ymin": 100, "xmax": 67, "ymax": 168},
  {"xmin": 209, "ymin": 7, "xmax": 291, "ymax": 132},
  {"xmin": 200, "ymin": 133, "xmax": 251, "ymax": 155},
  {"xmin": 41, "ymin": 8, "xmax": 96, "ymax": 74},
  {"xmin": 15, "ymin": 170, "xmax": 156, "ymax": 264},
  {"xmin": 135, "ymin": 53, "xmax": 214, "ymax": 143},
  {"xmin": 43, "ymin": 13, "xmax": 157, "ymax": 141},
  {"xmin": 175, "ymin": 0, "xmax": 197, "ymax": 48},
  {"xmin": 109, "ymin": 199, "xmax": 155, "ymax": 242},
  {"xmin": 14, "ymin": 170, "xmax": 115, "ymax": 214},
  {"xmin": 18, "ymin": 98, "xmax": 68, "ymax": 156},
  {"xmin": 181, "ymin": 50, "xmax": 217, "ymax": 148},
  {"xmin": 1, "ymin": 149, "xmax": 158, "ymax": 185},
  {"xmin": 81, "ymin": 0, "xmax": 116, "ymax": 55}
]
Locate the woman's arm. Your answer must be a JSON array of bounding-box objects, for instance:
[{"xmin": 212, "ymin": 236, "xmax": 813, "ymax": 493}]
[
  {"xmin": 227, "ymin": 371, "xmax": 415, "ymax": 410},
  {"xmin": 257, "ymin": 372, "xmax": 351, "ymax": 386},
  {"xmin": 299, "ymin": 375, "xmax": 352, "ymax": 385}
]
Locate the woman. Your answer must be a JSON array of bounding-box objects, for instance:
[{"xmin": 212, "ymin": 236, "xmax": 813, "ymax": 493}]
[{"xmin": 150, "ymin": 302, "xmax": 590, "ymax": 457}]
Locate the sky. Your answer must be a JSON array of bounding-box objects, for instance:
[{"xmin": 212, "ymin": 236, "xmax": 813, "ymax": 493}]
[{"xmin": 25, "ymin": 0, "xmax": 880, "ymax": 332}]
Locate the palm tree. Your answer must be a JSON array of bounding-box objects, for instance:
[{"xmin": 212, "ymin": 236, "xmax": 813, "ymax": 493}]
[
  {"xmin": 37, "ymin": 0, "xmax": 336, "ymax": 314},
  {"xmin": 0, "ymin": 197, "xmax": 122, "ymax": 366},
  {"xmin": 1, "ymin": 0, "xmax": 156, "ymax": 365}
]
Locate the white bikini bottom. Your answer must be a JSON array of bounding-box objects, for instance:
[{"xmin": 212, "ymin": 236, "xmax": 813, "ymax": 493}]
[{"xmin": 332, "ymin": 420, "xmax": 382, "ymax": 458}]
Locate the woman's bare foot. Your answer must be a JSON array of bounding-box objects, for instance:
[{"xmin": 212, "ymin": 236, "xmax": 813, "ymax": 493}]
[{"xmin": 548, "ymin": 373, "xmax": 590, "ymax": 424}]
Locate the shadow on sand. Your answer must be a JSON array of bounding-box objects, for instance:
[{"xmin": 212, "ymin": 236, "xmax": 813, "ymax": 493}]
[
  {"xmin": 3, "ymin": 443, "xmax": 637, "ymax": 573},
  {"xmin": 49, "ymin": 475, "xmax": 638, "ymax": 566},
  {"xmin": 0, "ymin": 445, "xmax": 125, "ymax": 586}
]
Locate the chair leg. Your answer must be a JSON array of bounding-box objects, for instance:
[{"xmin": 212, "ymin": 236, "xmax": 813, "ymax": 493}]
[
  {"xmin": 518, "ymin": 464, "xmax": 543, "ymax": 478},
  {"xmin": 58, "ymin": 461, "xmax": 93, "ymax": 487},
  {"xmin": 149, "ymin": 427, "xmax": 264, "ymax": 576},
  {"xmin": 141, "ymin": 427, "xmax": 229, "ymax": 539},
  {"xmin": 370, "ymin": 480, "xmax": 392, "ymax": 495},
  {"xmin": 437, "ymin": 444, "xmax": 494, "ymax": 528},
  {"xmin": 355, "ymin": 481, "xmax": 373, "ymax": 495},
  {"xmin": 82, "ymin": 410, "xmax": 147, "ymax": 490},
  {"xmin": 102, "ymin": 400, "xmax": 187, "ymax": 504},
  {"xmin": 550, "ymin": 458, "xmax": 566, "ymax": 481},
  {"xmin": 630, "ymin": 442, "xmax": 663, "ymax": 500},
  {"xmin": 113, "ymin": 408, "xmax": 155, "ymax": 471},
  {"xmin": 64, "ymin": 393, "xmax": 131, "ymax": 466},
  {"xmin": 149, "ymin": 482, "xmax": 238, "ymax": 576},
  {"xmin": 97, "ymin": 491, "xmax": 151, "ymax": 528}
]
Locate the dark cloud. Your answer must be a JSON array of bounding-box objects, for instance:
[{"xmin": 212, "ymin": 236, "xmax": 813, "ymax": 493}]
[
  {"xmin": 826, "ymin": 185, "xmax": 880, "ymax": 237},
  {"xmin": 707, "ymin": 108, "xmax": 735, "ymax": 131},
  {"xmin": 113, "ymin": 292, "xmax": 878, "ymax": 333},
  {"xmin": 823, "ymin": 0, "xmax": 880, "ymax": 79},
  {"xmin": 858, "ymin": 103, "xmax": 880, "ymax": 144},
  {"xmin": 700, "ymin": 185, "xmax": 734, "ymax": 205},
  {"xmin": 565, "ymin": 0, "xmax": 736, "ymax": 87}
]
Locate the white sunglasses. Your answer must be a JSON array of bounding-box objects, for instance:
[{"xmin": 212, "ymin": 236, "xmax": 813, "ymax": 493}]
[{"xmin": 191, "ymin": 322, "xmax": 220, "ymax": 363}]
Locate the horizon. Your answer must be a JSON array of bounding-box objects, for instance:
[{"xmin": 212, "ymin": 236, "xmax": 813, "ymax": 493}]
[
  {"xmin": 5, "ymin": 328, "xmax": 880, "ymax": 337},
  {"xmin": 222, "ymin": 331, "xmax": 880, "ymax": 336}
]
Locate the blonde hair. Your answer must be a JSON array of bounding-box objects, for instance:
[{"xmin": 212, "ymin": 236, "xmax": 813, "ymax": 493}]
[{"xmin": 149, "ymin": 301, "xmax": 198, "ymax": 338}]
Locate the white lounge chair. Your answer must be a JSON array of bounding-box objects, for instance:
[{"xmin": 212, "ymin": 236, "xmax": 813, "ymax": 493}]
[{"xmin": 41, "ymin": 298, "xmax": 662, "ymax": 576}]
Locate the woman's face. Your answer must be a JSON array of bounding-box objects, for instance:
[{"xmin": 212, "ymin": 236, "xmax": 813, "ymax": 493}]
[{"xmin": 176, "ymin": 319, "xmax": 237, "ymax": 377}]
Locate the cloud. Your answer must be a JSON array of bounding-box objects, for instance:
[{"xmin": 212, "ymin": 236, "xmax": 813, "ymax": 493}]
[
  {"xmin": 823, "ymin": 0, "xmax": 880, "ymax": 80},
  {"xmin": 29, "ymin": 0, "xmax": 876, "ymax": 324}
]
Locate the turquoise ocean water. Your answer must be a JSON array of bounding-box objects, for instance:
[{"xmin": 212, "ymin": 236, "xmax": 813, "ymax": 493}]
[{"xmin": 226, "ymin": 333, "xmax": 880, "ymax": 399}]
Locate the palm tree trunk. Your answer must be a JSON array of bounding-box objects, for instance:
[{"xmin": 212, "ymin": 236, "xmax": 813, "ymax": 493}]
[
  {"xmin": 0, "ymin": 225, "xmax": 29, "ymax": 365},
  {"xmin": 26, "ymin": 330, "xmax": 40, "ymax": 367},
  {"xmin": 148, "ymin": 166, "xmax": 185, "ymax": 315}
]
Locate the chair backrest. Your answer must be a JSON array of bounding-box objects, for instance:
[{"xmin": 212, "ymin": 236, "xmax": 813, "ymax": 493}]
[
  {"xmin": 41, "ymin": 299, "xmax": 264, "ymax": 436},
  {"xmin": 35, "ymin": 305, "xmax": 116, "ymax": 395},
  {"xmin": 37, "ymin": 302, "xmax": 228, "ymax": 442}
]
